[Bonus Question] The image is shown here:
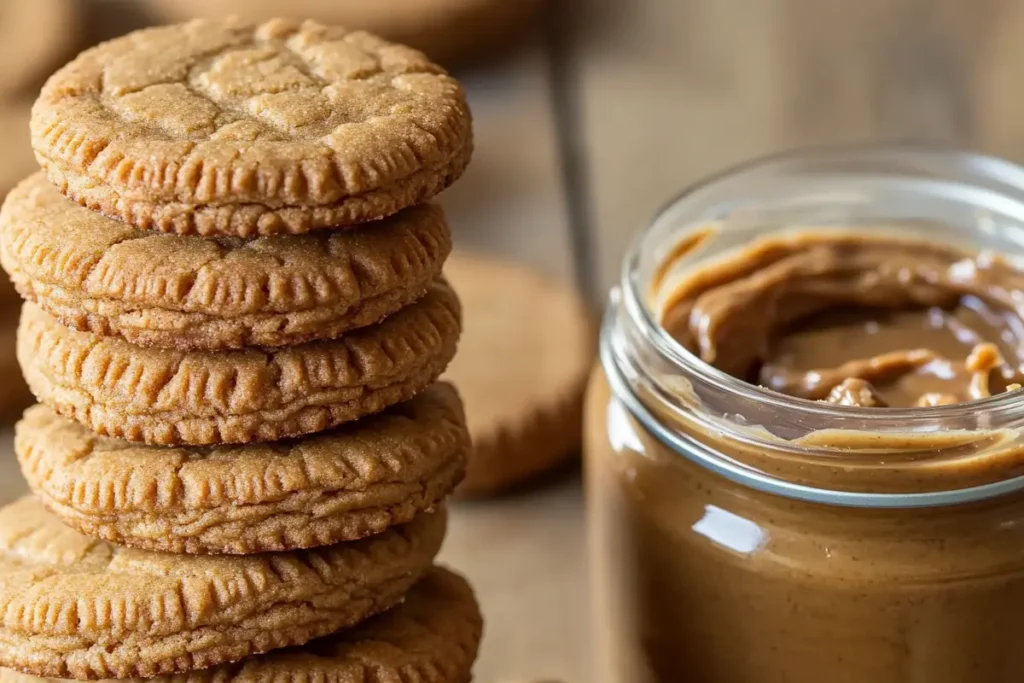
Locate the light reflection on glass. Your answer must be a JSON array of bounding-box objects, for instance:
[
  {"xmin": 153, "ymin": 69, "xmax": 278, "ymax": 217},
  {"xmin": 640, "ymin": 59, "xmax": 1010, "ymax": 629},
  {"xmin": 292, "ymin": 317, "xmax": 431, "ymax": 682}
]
[
  {"xmin": 607, "ymin": 399, "xmax": 645, "ymax": 455},
  {"xmin": 692, "ymin": 504, "xmax": 767, "ymax": 554}
]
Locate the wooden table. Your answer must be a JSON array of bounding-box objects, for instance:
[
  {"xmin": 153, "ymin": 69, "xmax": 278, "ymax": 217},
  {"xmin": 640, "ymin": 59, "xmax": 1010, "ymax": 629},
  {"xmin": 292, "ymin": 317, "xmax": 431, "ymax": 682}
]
[
  {"xmin": 8, "ymin": 1, "xmax": 1024, "ymax": 681},
  {"xmin": 445, "ymin": 3, "xmax": 1024, "ymax": 679},
  {"xmin": 442, "ymin": 3, "xmax": 1024, "ymax": 679}
]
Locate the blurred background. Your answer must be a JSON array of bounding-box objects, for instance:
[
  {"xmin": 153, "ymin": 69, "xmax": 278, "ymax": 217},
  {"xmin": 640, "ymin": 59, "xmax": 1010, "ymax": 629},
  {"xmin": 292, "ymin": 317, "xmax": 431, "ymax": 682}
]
[
  {"xmin": 2, "ymin": 0, "xmax": 1024, "ymax": 680},
  {"xmin": 7, "ymin": 0, "xmax": 1021, "ymax": 303}
]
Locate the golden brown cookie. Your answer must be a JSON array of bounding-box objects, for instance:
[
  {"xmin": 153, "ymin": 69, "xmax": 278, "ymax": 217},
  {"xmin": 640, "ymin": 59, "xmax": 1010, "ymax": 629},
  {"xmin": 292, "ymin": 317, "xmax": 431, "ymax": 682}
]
[
  {"xmin": 443, "ymin": 252, "xmax": 594, "ymax": 496},
  {"xmin": 18, "ymin": 281, "xmax": 461, "ymax": 446},
  {"xmin": 1, "ymin": 173, "xmax": 452, "ymax": 350},
  {"xmin": 0, "ymin": 496, "xmax": 446, "ymax": 680},
  {"xmin": 32, "ymin": 17, "xmax": 472, "ymax": 238},
  {"xmin": 17, "ymin": 382, "xmax": 469, "ymax": 553},
  {"xmin": 0, "ymin": 566, "xmax": 482, "ymax": 683},
  {"xmin": 146, "ymin": 0, "xmax": 541, "ymax": 64},
  {"xmin": 0, "ymin": 0, "xmax": 76, "ymax": 97}
]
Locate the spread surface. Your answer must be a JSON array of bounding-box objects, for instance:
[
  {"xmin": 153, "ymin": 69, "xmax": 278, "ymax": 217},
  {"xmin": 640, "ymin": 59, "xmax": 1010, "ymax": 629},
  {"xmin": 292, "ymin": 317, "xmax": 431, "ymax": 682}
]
[{"xmin": 660, "ymin": 232, "xmax": 1024, "ymax": 407}]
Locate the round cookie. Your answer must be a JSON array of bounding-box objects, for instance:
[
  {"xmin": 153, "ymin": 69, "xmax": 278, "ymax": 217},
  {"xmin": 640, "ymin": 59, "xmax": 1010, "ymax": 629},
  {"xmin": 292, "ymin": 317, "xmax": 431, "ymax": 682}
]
[
  {"xmin": 443, "ymin": 252, "xmax": 594, "ymax": 496},
  {"xmin": 17, "ymin": 382, "xmax": 469, "ymax": 553},
  {"xmin": 146, "ymin": 0, "xmax": 541, "ymax": 65},
  {"xmin": 32, "ymin": 17, "xmax": 473, "ymax": 238},
  {"xmin": 18, "ymin": 280, "xmax": 461, "ymax": 446},
  {"xmin": 0, "ymin": 495, "xmax": 446, "ymax": 680},
  {"xmin": 1, "ymin": 173, "xmax": 453, "ymax": 350},
  {"xmin": 0, "ymin": 566, "xmax": 482, "ymax": 683},
  {"xmin": 0, "ymin": 0, "xmax": 76, "ymax": 97}
]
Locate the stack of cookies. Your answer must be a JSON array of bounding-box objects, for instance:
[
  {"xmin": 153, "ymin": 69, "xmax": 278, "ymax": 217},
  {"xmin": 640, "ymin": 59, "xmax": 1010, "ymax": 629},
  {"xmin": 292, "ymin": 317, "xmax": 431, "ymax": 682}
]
[{"xmin": 0, "ymin": 17, "xmax": 482, "ymax": 683}]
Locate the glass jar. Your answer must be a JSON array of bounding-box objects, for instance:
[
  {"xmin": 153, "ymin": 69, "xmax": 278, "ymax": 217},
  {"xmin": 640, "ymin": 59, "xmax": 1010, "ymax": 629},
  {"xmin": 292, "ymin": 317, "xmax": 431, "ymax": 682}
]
[{"xmin": 586, "ymin": 147, "xmax": 1024, "ymax": 683}]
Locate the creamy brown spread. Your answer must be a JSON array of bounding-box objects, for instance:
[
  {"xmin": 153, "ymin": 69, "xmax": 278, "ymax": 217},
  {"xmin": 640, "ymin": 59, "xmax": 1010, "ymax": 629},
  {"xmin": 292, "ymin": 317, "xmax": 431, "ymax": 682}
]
[
  {"xmin": 588, "ymin": 370, "xmax": 1024, "ymax": 683},
  {"xmin": 660, "ymin": 232, "xmax": 1024, "ymax": 407},
  {"xmin": 588, "ymin": 229, "xmax": 1024, "ymax": 683}
]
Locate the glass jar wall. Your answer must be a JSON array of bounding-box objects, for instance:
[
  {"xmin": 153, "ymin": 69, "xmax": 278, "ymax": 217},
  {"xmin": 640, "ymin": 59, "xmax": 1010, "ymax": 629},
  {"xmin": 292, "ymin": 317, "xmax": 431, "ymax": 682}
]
[{"xmin": 586, "ymin": 147, "xmax": 1024, "ymax": 683}]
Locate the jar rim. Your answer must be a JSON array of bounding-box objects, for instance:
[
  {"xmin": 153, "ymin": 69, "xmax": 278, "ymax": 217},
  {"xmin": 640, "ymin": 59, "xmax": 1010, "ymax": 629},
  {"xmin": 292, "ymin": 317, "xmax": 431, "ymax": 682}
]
[
  {"xmin": 600, "ymin": 306, "xmax": 1024, "ymax": 508},
  {"xmin": 622, "ymin": 144, "xmax": 1024, "ymax": 424},
  {"xmin": 605, "ymin": 144, "xmax": 1024, "ymax": 507}
]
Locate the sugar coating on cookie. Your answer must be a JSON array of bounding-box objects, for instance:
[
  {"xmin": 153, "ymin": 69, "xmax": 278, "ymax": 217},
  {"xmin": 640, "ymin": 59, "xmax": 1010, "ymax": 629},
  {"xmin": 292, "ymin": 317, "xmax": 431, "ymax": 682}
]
[
  {"xmin": 31, "ymin": 17, "xmax": 473, "ymax": 237},
  {"xmin": 443, "ymin": 252, "xmax": 595, "ymax": 496},
  {"xmin": 0, "ymin": 496, "xmax": 447, "ymax": 680},
  {"xmin": 17, "ymin": 280, "xmax": 462, "ymax": 445},
  {"xmin": 16, "ymin": 382, "xmax": 469, "ymax": 553},
  {"xmin": 1, "ymin": 173, "xmax": 453, "ymax": 350},
  {"xmin": 0, "ymin": 566, "xmax": 482, "ymax": 683}
]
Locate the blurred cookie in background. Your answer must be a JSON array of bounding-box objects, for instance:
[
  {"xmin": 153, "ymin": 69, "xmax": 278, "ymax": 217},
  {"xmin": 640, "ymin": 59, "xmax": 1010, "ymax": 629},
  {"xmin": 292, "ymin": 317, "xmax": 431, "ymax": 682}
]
[
  {"xmin": 443, "ymin": 252, "xmax": 595, "ymax": 497},
  {"xmin": 0, "ymin": 103, "xmax": 38, "ymax": 418},
  {"xmin": 0, "ymin": 0, "xmax": 78, "ymax": 97},
  {"xmin": 145, "ymin": 0, "xmax": 542, "ymax": 65}
]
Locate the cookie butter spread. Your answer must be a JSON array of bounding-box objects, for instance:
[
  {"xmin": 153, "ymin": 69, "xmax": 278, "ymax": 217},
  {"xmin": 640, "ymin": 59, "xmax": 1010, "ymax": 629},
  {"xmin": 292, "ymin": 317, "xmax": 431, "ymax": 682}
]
[
  {"xmin": 588, "ymin": 150, "xmax": 1024, "ymax": 683},
  {"xmin": 660, "ymin": 231, "xmax": 1024, "ymax": 407}
]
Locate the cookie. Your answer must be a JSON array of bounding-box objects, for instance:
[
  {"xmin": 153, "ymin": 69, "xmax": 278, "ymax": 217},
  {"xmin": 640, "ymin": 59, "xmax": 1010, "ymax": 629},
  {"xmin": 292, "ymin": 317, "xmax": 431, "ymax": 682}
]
[
  {"xmin": 0, "ymin": 0, "xmax": 76, "ymax": 97},
  {"xmin": 32, "ymin": 17, "xmax": 473, "ymax": 237},
  {"xmin": 146, "ymin": 0, "xmax": 541, "ymax": 64},
  {"xmin": 0, "ymin": 566, "xmax": 482, "ymax": 683},
  {"xmin": 18, "ymin": 280, "xmax": 461, "ymax": 445},
  {"xmin": 0, "ymin": 496, "xmax": 446, "ymax": 680},
  {"xmin": 17, "ymin": 382, "xmax": 469, "ymax": 553},
  {"xmin": 1, "ymin": 173, "xmax": 452, "ymax": 350},
  {"xmin": 443, "ymin": 252, "xmax": 594, "ymax": 496}
]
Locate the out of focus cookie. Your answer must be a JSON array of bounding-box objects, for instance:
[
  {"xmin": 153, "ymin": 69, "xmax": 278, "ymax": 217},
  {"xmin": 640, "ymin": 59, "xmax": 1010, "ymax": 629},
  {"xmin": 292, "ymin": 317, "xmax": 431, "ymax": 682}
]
[
  {"xmin": 146, "ymin": 0, "xmax": 540, "ymax": 64},
  {"xmin": 443, "ymin": 252, "xmax": 594, "ymax": 496}
]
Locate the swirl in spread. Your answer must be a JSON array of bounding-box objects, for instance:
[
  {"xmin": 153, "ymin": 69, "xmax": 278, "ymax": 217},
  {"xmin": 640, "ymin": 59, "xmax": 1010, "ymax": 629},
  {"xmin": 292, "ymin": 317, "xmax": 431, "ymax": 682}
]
[{"xmin": 661, "ymin": 231, "xmax": 1024, "ymax": 408}]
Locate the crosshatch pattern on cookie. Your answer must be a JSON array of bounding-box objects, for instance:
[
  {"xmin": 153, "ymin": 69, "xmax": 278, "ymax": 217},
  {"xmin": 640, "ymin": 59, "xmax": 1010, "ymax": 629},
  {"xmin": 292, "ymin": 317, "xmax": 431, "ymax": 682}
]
[
  {"xmin": 16, "ymin": 383, "xmax": 469, "ymax": 553},
  {"xmin": 0, "ymin": 566, "xmax": 482, "ymax": 683},
  {"xmin": 0, "ymin": 496, "xmax": 447, "ymax": 680},
  {"xmin": 32, "ymin": 17, "xmax": 473, "ymax": 235},
  {"xmin": 1, "ymin": 173, "xmax": 453, "ymax": 349},
  {"xmin": 17, "ymin": 281, "xmax": 461, "ymax": 445}
]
